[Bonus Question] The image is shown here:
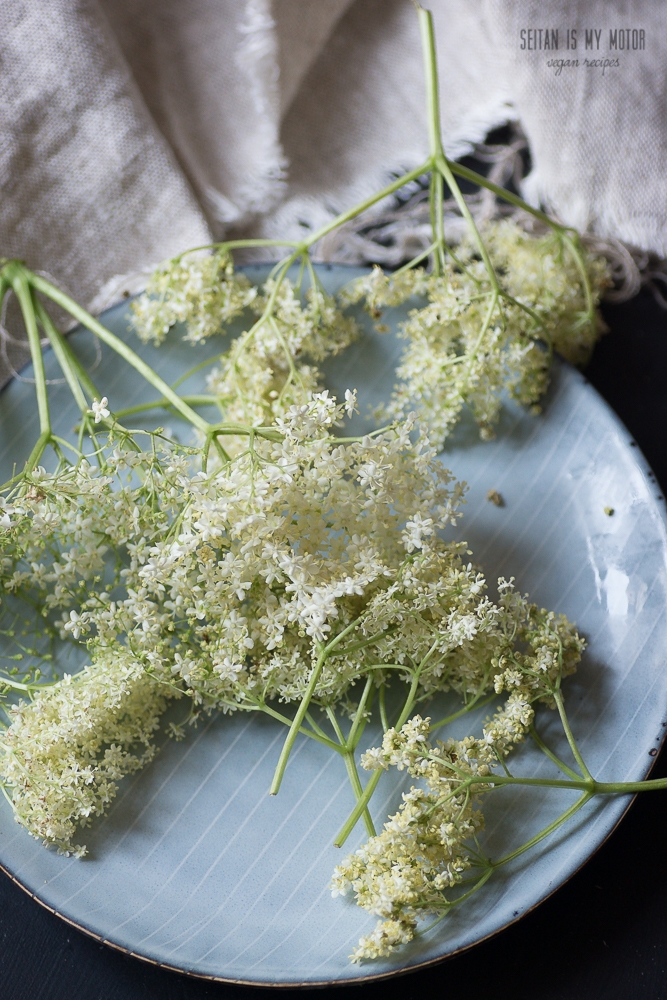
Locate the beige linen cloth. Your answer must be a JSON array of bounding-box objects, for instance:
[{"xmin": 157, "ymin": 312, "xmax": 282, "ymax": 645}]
[{"xmin": 1, "ymin": 0, "xmax": 664, "ymax": 382}]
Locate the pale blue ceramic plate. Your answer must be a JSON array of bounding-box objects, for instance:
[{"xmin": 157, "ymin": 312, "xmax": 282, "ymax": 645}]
[{"xmin": 1, "ymin": 267, "xmax": 667, "ymax": 986}]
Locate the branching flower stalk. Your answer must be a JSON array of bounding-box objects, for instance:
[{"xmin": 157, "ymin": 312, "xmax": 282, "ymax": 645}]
[
  {"xmin": 0, "ymin": 4, "xmax": 659, "ymax": 968},
  {"xmin": 124, "ymin": 9, "xmax": 607, "ymax": 449}
]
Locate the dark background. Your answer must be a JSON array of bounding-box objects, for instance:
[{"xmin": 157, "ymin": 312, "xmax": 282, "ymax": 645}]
[{"xmin": 2, "ymin": 289, "xmax": 667, "ymax": 999}]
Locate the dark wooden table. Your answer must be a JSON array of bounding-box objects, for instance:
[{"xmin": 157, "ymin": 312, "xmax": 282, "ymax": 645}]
[{"xmin": 2, "ymin": 289, "xmax": 667, "ymax": 1000}]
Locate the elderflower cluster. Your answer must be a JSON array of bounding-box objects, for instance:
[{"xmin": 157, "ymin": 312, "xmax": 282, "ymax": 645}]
[
  {"xmin": 205, "ymin": 280, "xmax": 359, "ymax": 427},
  {"xmin": 332, "ymin": 588, "xmax": 584, "ymax": 962},
  {"xmin": 0, "ymin": 391, "xmax": 583, "ymax": 853},
  {"xmin": 132, "ymin": 253, "xmax": 359, "ymax": 433},
  {"xmin": 341, "ymin": 220, "xmax": 609, "ymax": 447},
  {"xmin": 131, "ymin": 250, "xmax": 258, "ymax": 344},
  {"xmin": 1, "ymin": 643, "xmax": 174, "ymax": 855},
  {"xmin": 130, "ymin": 221, "xmax": 607, "ymax": 450}
]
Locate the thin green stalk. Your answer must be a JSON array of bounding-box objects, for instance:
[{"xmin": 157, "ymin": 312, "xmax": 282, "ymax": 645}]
[
  {"xmin": 171, "ymin": 355, "xmax": 222, "ymax": 390},
  {"xmin": 428, "ymin": 692, "xmax": 496, "ymax": 732},
  {"xmin": 301, "ymin": 162, "xmax": 432, "ymax": 251},
  {"xmin": 29, "ymin": 271, "xmax": 212, "ymax": 435},
  {"xmin": 465, "ymin": 290, "xmax": 499, "ymax": 370},
  {"xmin": 417, "ymin": 8, "xmax": 504, "ymax": 294},
  {"xmin": 40, "ymin": 325, "xmax": 103, "ymax": 410},
  {"xmin": 561, "ymin": 233, "xmax": 595, "ymax": 319},
  {"xmin": 304, "ymin": 710, "xmax": 331, "ymax": 743},
  {"xmin": 35, "ymin": 300, "xmax": 90, "ymax": 414},
  {"xmin": 529, "ymin": 724, "xmax": 580, "ymax": 781},
  {"xmin": 333, "ymin": 668, "xmax": 423, "ymax": 846},
  {"xmin": 448, "ymin": 160, "xmax": 566, "ymax": 232},
  {"xmin": 255, "ymin": 701, "xmax": 341, "ymax": 753},
  {"xmin": 171, "ymin": 238, "xmax": 304, "ymax": 261},
  {"xmin": 429, "ymin": 172, "xmax": 444, "ymax": 276},
  {"xmin": 332, "ymin": 628, "xmax": 397, "ymax": 658},
  {"xmin": 391, "ymin": 241, "xmax": 439, "ymax": 278},
  {"xmin": 270, "ymin": 619, "xmax": 366, "ymax": 795},
  {"xmin": 333, "ymin": 769, "xmax": 383, "ymax": 848},
  {"xmin": 553, "ymin": 688, "xmax": 592, "ymax": 780},
  {"xmin": 491, "ymin": 791, "xmax": 592, "ymax": 868},
  {"xmin": 11, "ymin": 275, "xmax": 51, "ymax": 440},
  {"xmin": 445, "ymin": 158, "xmax": 594, "ymax": 314},
  {"xmin": 445, "ymin": 866, "xmax": 495, "ymax": 909},
  {"xmin": 114, "ymin": 395, "xmax": 221, "ymax": 419},
  {"xmin": 325, "ymin": 705, "xmax": 347, "ymax": 746},
  {"xmin": 343, "ymin": 751, "xmax": 376, "ymax": 838},
  {"xmin": 22, "ymin": 431, "xmax": 51, "ymax": 476},
  {"xmin": 417, "ymin": 6, "xmax": 444, "ymax": 163},
  {"xmin": 347, "ymin": 676, "xmax": 374, "ymax": 751},
  {"xmin": 379, "ymin": 684, "xmax": 389, "ymax": 734},
  {"xmin": 594, "ymin": 777, "xmax": 667, "ymax": 794},
  {"xmin": 0, "ymin": 676, "xmax": 57, "ymax": 693},
  {"xmin": 269, "ymin": 647, "xmax": 328, "ymax": 795}
]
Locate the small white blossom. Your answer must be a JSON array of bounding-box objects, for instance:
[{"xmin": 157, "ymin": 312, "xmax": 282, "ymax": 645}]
[{"xmin": 90, "ymin": 397, "xmax": 110, "ymax": 423}]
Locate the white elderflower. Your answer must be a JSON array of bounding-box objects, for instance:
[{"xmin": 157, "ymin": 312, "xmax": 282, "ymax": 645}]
[
  {"xmin": 0, "ymin": 386, "xmax": 582, "ymax": 865},
  {"xmin": 131, "ymin": 250, "xmax": 257, "ymax": 345},
  {"xmin": 0, "ymin": 644, "xmax": 177, "ymax": 854},
  {"xmin": 375, "ymin": 220, "xmax": 609, "ymax": 448},
  {"xmin": 89, "ymin": 397, "xmax": 110, "ymax": 423},
  {"xmin": 338, "ymin": 587, "xmax": 584, "ymax": 962}
]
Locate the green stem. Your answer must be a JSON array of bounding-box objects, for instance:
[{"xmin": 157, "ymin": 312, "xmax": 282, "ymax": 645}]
[
  {"xmin": 270, "ymin": 619, "xmax": 366, "ymax": 796},
  {"xmin": 446, "ymin": 866, "xmax": 495, "ymax": 909},
  {"xmin": 428, "ymin": 692, "xmax": 497, "ymax": 732},
  {"xmin": 379, "ymin": 684, "xmax": 389, "ymax": 733},
  {"xmin": 35, "ymin": 300, "xmax": 90, "ymax": 414},
  {"xmin": 333, "ymin": 669, "xmax": 423, "ymax": 847},
  {"xmin": 448, "ymin": 160, "xmax": 565, "ymax": 231},
  {"xmin": 325, "ymin": 705, "xmax": 347, "ymax": 746},
  {"xmin": 23, "ymin": 432, "xmax": 51, "ymax": 476},
  {"xmin": 418, "ymin": 6, "xmax": 444, "ymax": 163},
  {"xmin": 0, "ymin": 676, "xmax": 57, "ymax": 693},
  {"xmin": 29, "ymin": 271, "xmax": 212, "ymax": 434},
  {"xmin": 561, "ymin": 233, "xmax": 595, "ymax": 319},
  {"xmin": 553, "ymin": 689, "xmax": 592, "ymax": 780},
  {"xmin": 346, "ymin": 676, "xmax": 375, "ymax": 751},
  {"xmin": 302, "ymin": 162, "xmax": 432, "ymax": 251},
  {"xmin": 529, "ymin": 723, "xmax": 580, "ymax": 781},
  {"xmin": 429, "ymin": 172, "xmax": 444, "ymax": 276},
  {"xmin": 343, "ymin": 751, "xmax": 376, "ymax": 838},
  {"xmin": 419, "ymin": 5, "xmax": 501, "ymax": 296},
  {"xmin": 12, "ymin": 276, "xmax": 51, "ymax": 440},
  {"xmin": 170, "ymin": 238, "xmax": 304, "ymax": 261},
  {"xmin": 304, "ymin": 710, "xmax": 331, "ymax": 743},
  {"xmin": 332, "ymin": 629, "xmax": 396, "ymax": 658},
  {"xmin": 333, "ymin": 769, "xmax": 383, "ymax": 848},
  {"xmin": 114, "ymin": 395, "xmax": 221, "ymax": 419},
  {"xmin": 392, "ymin": 242, "xmax": 439, "ymax": 278},
  {"xmin": 269, "ymin": 649, "xmax": 327, "ymax": 795},
  {"xmin": 594, "ymin": 778, "xmax": 667, "ymax": 794},
  {"xmin": 446, "ymin": 158, "xmax": 594, "ymax": 315},
  {"xmin": 256, "ymin": 701, "xmax": 341, "ymax": 753},
  {"xmin": 491, "ymin": 791, "xmax": 592, "ymax": 868}
]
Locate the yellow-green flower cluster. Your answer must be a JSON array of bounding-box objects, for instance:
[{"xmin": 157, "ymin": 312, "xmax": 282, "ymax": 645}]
[
  {"xmin": 342, "ymin": 220, "xmax": 609, "ymax": 446},
  {"xmin": 130, "ymin": 221, "xmax": 607, "ymax": 450},
  {"xmin": 131, "ymin": 250, "xmax": 258, "ymax": 344},
  {"xmin": 332, "ymin": 589, "xmax": 584, "ymax": 962},
  {"xmin": 0, "ymin": 394, "xmax": 582, "ymax": 854},
  {"xmin": 131, "ymin": 254, "xmax": 359, "ymax": 433},
  {"xmin": 1, "ymin": 643, "xmax": 174, "ymax": 855},
  {"xmin": 205, "ymin": 280, "xmax": 358, "ymax": 428}
]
